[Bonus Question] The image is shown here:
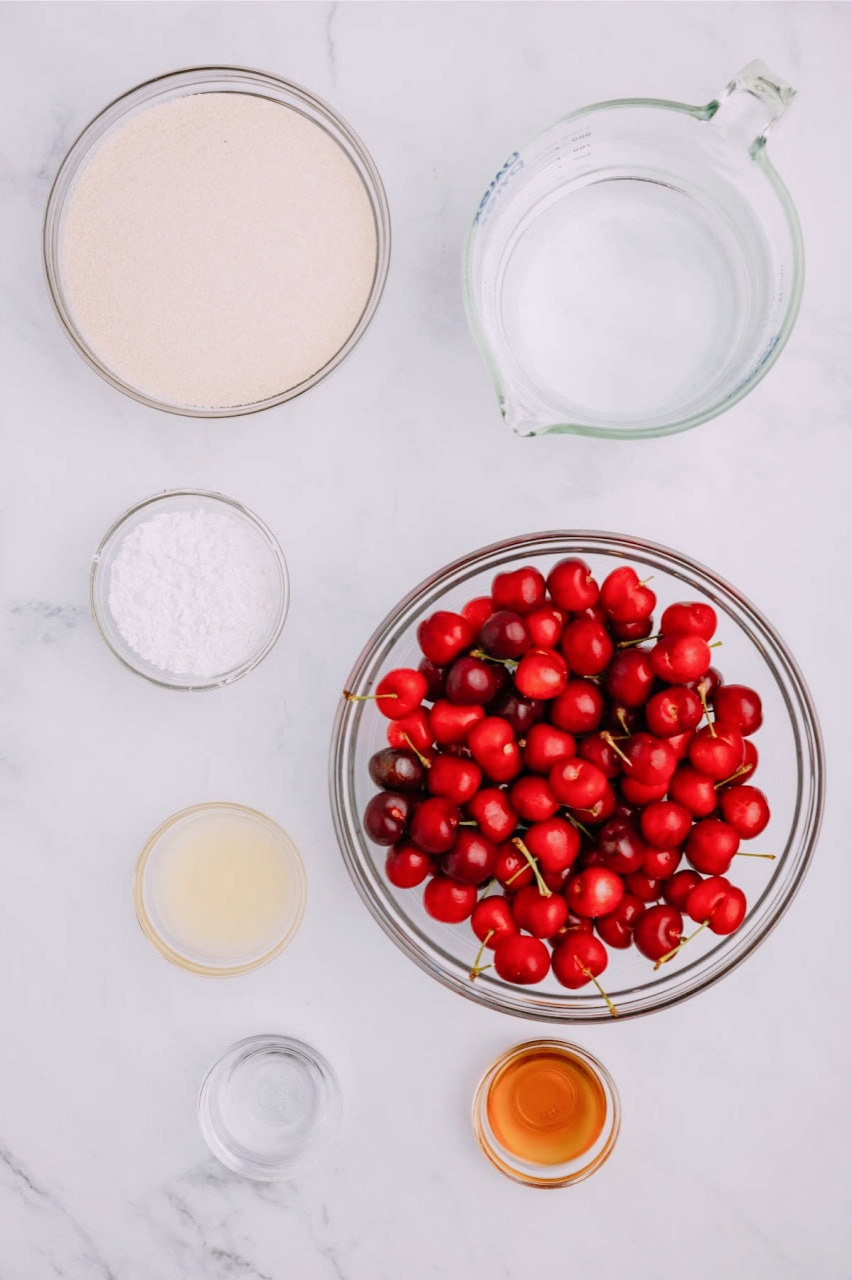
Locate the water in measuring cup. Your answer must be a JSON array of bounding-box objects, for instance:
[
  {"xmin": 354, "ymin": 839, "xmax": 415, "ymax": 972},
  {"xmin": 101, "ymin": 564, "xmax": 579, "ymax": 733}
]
[{"xmin": 500, "ymin": 177, "xmax": 759, "ymax": 426}]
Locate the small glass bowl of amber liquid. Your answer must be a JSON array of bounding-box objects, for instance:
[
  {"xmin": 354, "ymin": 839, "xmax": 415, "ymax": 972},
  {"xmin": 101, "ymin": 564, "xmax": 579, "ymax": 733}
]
[{"xmin": 473, "ymin": 1040, "xmax": 620, "ymax": 1188}]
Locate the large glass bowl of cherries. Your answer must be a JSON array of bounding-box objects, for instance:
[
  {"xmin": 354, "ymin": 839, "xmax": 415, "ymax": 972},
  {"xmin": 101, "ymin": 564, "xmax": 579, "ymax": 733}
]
[{"xmin": 329, "ymin": 532, "xmax": 823, "ymax": 1021}]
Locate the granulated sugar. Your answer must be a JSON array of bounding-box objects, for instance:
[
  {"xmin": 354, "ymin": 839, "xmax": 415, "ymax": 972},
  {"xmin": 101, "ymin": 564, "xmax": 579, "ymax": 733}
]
[
  {"xmin": 60, "ymin": 92, "xmax": 378, "ymax": 409},
  {"xmin": 108, "ymin": 508, "xmax": 277, "ymax": 677}
]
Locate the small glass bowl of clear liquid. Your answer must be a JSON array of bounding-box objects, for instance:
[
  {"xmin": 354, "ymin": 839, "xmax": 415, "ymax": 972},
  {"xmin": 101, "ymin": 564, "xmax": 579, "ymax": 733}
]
[{"xmin": 463, "ymin": 62, "xmax": 803, "ymax": 440}]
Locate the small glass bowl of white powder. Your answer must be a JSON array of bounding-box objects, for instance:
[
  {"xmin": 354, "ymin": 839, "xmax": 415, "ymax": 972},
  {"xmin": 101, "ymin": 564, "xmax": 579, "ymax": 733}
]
[{"xmin": 91, "ymin": 490, "xmax": 288, "ymax": 690}]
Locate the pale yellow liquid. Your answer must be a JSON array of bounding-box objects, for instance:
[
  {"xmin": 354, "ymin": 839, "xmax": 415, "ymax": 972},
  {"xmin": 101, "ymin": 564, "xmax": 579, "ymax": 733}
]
[{"xmin": 148, "ymin": 809, "xmax": 298, "ymax": 964}]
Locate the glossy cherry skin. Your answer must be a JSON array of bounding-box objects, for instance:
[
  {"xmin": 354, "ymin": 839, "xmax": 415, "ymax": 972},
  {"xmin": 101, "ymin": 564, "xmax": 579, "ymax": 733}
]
[
  {"xmin": 624, "ymin": 870, "xmax": 664, "ymax": 903},
  {"xmin": 641, "ymin": 845, "xmax": 682, "ymax": 879},
  {"xmin": 409, "ymin": 797, "xmax": 460, "ymax": 855},
  {"xmin": 524, "ymin": 817, "xmax": 581, "ymax": 875},
  {"xmin": 471, "ymin": 895, "xmax": 517, "ymax": 947},
  {"xmin": 605, "ymin": 649, "xmax": 655, "ymax": 707},
  {"xmin": 619, "ymin": 776, "xmax": 670, "ymax": 806},
  {"xmin": 480, "ymin": 610, "xmax": 531, "ymax": 659},
  {"xmin": 494, "ymin": 843, "xmax": 534, "ymax": 890},
  {"xmin": 386, "ymin": 707, "xmax": 433, "ymax": 753},
  {"xmin": 736, "ymin": 739, "xmax": 759, "ymax": 784},
  {"xmin": 417, "ymin": 610, "xmax": 473, "ymax": 666},
  {"xmin": 526, "ymin": 605, "xmax": 567, "ymax": 648},
  {"xmin": 373, "ymin": 668, "xmax": 428, "ymax": 720},
  {"xmin": 368, "ymin": 748, "xmax": 425, "ymax": 793},
  {"xmin": 707, "ymin": 886, "xmax": 747, "ymax": 934},
  {"xmin": 549, "ymin": 758, "xmax": 609, "ymax": 808},
  {"xmin": 509, "ymin": 774, "xmax": 559, "ymax": 822},
  {"xmin": 444, "ymin": 655, "xmax": 503, "ymax": 706},
  {"xmin": 660, "ymin": 601, "xmax": 717, "ymax": 641},
  {"xmin": 685, "ymin": 819, "xmax": 740, "ymax": 875},
  {"xmin": 515, "ymin": 647, "xmax": 569, "ymax": 700},
  {"xmin": 552, "ymin": 933, "xmax": 608, "ymax": 989},
  {"xmin": 417, "ymin": 657, "xmax": 445, "ymax": 702},
  {"xmin": 385, "ymin": 843, "xmax": 432, "ymax": 888},
  {"xmin": 489, "ymin": 689, "xmax": 546, "ymax": 736},
  {"xmin": 668, "ymin": 765, "xmax": 718, "ymax": 817},
  {"xmin": 640, "ymin": 800, "xmax": 692, "ymax": 849},
  {"xmin": 427, "ymin": 754, "xmax": 482, "ymax": 805},
  {"xmin": 688, "ymin": 722, "xmax": 745, "ymax": 780},
  {"xmin": 713, "ymin": 684, "xmax": 763, "ymax": 735},
  {"xmin": 685, "ymin": 875, "xmax": 731, "ymax": 923},
  {"xmin": 663, "ymin": 869, "xmax": 703, "ymax": 911},
  {"xmin": 546, "ymin": 557, "xmax": 599, "ymax": 611},
  {"xmin": 565, "ymin": 866, "xmax": 624, "ymax": 918},
  {"xmin": 429, "ymin": 699, "xmax": 485, "ymax": 746},
  {"xmin": 645, "ymin": 686, "xmax": 703, "ymax": 738},
  {"xmin": 579, "ymin": 733, "xmax": 622, "ymax": 778},
  {"xmin": 560, "ymin": 618, "xmax": 614, "ymax": 676},
  {"xmin": 466, "ymin": 788, "xmax": 517, "ymax": 844},
  {"xmin": 600, "ymin": 566, "xmax": 656, "ymax": 623},
  {"xmin": 633, "ymin": 904, "xmax": 683, "ymax": 961},
  {"xmin": 650, "ymin": 635, "xmax": 712, "ymax": 684},
  {"xmin": 522, "ymin": 723, "xmax": 576, "ymax": 773},
  {"xmin": 423, "ymin": 875, "xmax": 476, "ymax": 923},
  {"xmin": 440, "ymin": 830, "xmax": 498, "ymax": 884},
  {"xmin": 596, "ymin": 894, "xmax": 646, "ymax": 949},
  {"xmin": 598, "ymin": 817, "xmax": 646, "ymax": 875},
  {"xmin": 491, "ymin": 566, "xmax": 547, "ymax": 615},
  {"xmin": 623, "ymin": 733, "xmax": 678, "ymax": 786},
  {"xmin": 363, "ymin": 791, "xmax": 413, "ymax": 845},
  {"xmin": 468, "ymin": 717, "xmax": 522, "ymax": 783},
  {"xmin": 550, "ymin": 680, "xmax": 605, "ymax": 734},
  {"xmin": 718, "ymin": 784, "xmax": 770, "ymax": 838},
  {"xmin": 493, "ymin": 933, "xmax": 551, "ymax": 984},
  {"xmin": 610, "ymin": 616, "xmax": 654, "ymax": 643},
  {"xmin": 667, "ymin": 729, "xmax": 696, "ymax": 761},
  {"xmin": 512, "ymin": 886, "xmax": 569, "ymax": 938}
]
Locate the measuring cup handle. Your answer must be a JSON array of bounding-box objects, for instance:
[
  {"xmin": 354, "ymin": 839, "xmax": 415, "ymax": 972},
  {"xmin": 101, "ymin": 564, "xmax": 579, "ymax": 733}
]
[{"xmin": 709, "ymin": 60, "xmax": 797, "ymax": 154}]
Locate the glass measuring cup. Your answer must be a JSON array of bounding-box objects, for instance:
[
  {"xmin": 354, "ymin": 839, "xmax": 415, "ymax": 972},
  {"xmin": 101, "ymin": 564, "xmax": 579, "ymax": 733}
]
[{"xmin": 463, "ymin": 62, "xmax": 803, "ymax": 440}]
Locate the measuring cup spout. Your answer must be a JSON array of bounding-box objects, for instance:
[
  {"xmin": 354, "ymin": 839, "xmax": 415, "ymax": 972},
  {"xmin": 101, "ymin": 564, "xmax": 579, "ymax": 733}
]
[
  {"xmin": 708, "ymin": 60, "xmax": 797, "ymax": 156},
  {"xmin": 500, "ymin": 383, "xmax": 566, "ymax": 437}
]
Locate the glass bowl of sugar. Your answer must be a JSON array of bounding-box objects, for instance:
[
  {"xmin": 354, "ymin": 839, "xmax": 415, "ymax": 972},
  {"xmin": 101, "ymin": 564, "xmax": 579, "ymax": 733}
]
[
  {"xmin": 90, "ymin": 489, "xmax": 288, "ymax": 690},
  {"xmin": 43, "ymin": 66, "xmax": 390, "ymax": 416}
]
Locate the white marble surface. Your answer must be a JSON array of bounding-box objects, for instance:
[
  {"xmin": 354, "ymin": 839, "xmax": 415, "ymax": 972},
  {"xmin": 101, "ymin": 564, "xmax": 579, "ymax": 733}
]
[{"xmin": 1, "ymin": 2, "xmax": 850, "ymax": 1276}]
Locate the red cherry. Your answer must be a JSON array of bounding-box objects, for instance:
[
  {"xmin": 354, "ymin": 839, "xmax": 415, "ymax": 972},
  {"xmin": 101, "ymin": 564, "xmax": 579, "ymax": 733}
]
[
  {"xmin": 493, "ymin": 933, "xmax": 551, "ymax": 984},
  {"xmin": 494, "ymin": 842, "xmax": 534, "ymax": 890},
  {"xmin": 526, "ymin": 605, "xmax": 567, "ymax": 648},
  {"xmin": 640, "ymin": 800, "xmax": 692, "ymax": 849},
  {"xmin": 688, "ymin": 722, "xmax": 745, "ymax": 780},
  {"xmin": 641, "ymin": 845, "xmax": 682, "ymax": 878},
  {"xmin": 575, "ymin": 782, "xmax": 617, "ymax": 826},
  {"xmin": 445, "ymin": 655, "xmax": 503, "ymax": 706},
  {"xmin": 645, "ymin": 686, "xmax": 703, "ymax": 737},
  {"xmin": 385, "ymin": 843, "xmax": 432, "ymax": 889},
  {"xmin": 363, "ymin": 791, "xmax": 413, "ymax": 845},
  {"xmin": 549, "ymin": 910, "xmax": 595, "ymax": 945},
  {"xmin": 489, "ymin": 689, "xmax": 546, "ymax": 735},
  {"xmin": 427, "ymin": 754, "xmax": 482, "ymax": 805},
  {"xmin": 619, "ymin": 776, "xmax": 669, "ymax": 805},
  {"xmin": 491, "ymin": 566, "xmax": 547, "ymax": 615},
  {"xmin": 660, "ymin": 601, "xmax": 717, "ymax": 641},
  {"xmin": 713, "ymin": 684, "xmax": 763, "ymax": 735},
  {"xmin": 605, "ymin": 649, "xmax": 655, "ymax": 707},
  {"xmin": 687, "ymin": 666, "xmax": 723, "ymax": 702},
  {"xmin": 650, "ymin": 635, "xmax": 712, "ymax": 684},
  {"xmin": 466, "ymin": 788, "xmax": 517, "ymax": 844},
  {"xmin": 386, "ymin": 708, "xmax": 432, "ymax": 754},
  {"xmin": 633, "ymin": 904, "xmax": 682, "ymax": 960},
  {"xmin": 549, "ymin": 758, "xmax": 608, "ymax": 808},
  {"xmin": 663, "ymin": 868, "xmax": 703, "ymax": 911},
  {"xmin": 718, "ymin": 784, "xmax": 770, "ymax": 838},
  {"xmin": 471, "ymin": 895, "xmax": 517, "ymax": 947},
  {"xmin": 560, "ymin": 618, "xmax": 614, "ymax": 676},
  {"xmin": 480, "ymin": 610, "xmax": 532, "ymax": 659},
  {"xmin": 623, "ymin": 732, "xmax": 677, "ymax": 785},
  {"xmin": 546, "ymin": 558, "xmax": 599, "ymax": 611},
  {"xmin": 551, "ymin": 932, "xmax": 608, "ymax": 989},
  {"xmin": 685, "ymin": 875, "xmax": 731, "ymax": 923},
  {"xmin": 429, "ymin": 699, "xmax": 485, "ymax": 746},
  {"xmin": 668, "ymin": 765, "xmax": 718, "ymax": 817},
  {"xmin": 624, "ymin": 870, "xmax": 663, "ymax": 903},
  {"xmin": 707, "ymin": 886, "xmax": 747, "ymax": 934},
  {"xmin": 596, "ymin": 894, "xmax": 646, "ymax": 949},
  {"xmin": 523, "ymin": 817, "xmax": 581, "ymax": 875},
  {"xmin": 598, "ymin": 817, "xmax": 646, "ymax": 875},
  {"xmin": 440, "ymin": 830, "xmax": 498, "ymax": 884},
  {"xmin": 372, "ymin": 668, "xmax": 428, "ymax": 719},
  {"xmin": 512, "ymin": 886, "xmax": 569, "ymax": 938},
  {"xmin": 417, "ymin": 657, "xmax": 445, "ymax": 702},
  {"xmin": 369, "ymin": 747, "xmax": 426, "ymax": 793},
  {"xmin": 610, "ymin": 616, "xmax": 654, "ymax": 642},
  {"xmin": 423, "ymin": 875, "xmax": 476, "ymax": 923},
  {"xmin": 667, "ymin": 729, "xmax": 695, "ymax": 761},
  {"xmin": 461, "ymin": 596, "xmax": 494, "ymax": 632},
  {"xmin": 579, "ymin": 732, "xmax": 622, "ymax": 778},
  {"xmin": 417, "ymin": 611, "xmax": 473, "ymax": 666},
  {"xmin": 468, "ymin": 717, "xmax": 522, "ymax": 783},
  {"xmin": 565, "ymin": 866, "xmax": 624, "ymax": 918},
  {"xmin": 409, "ymin": 797, "xmax": 460, "ymax": 854},
  {"xmin": 737, "ymin": 739, "xmax": 759, "ymax": 783},
  {"xmin": 686, "ymin": 819, "xmax": 740, "ymax": 875},
  {"xmin": 509, "ymin": 774, "xmax": 559, "ymax": 822},
  {"xmin": 550, "ymin": 679, "xmax": 605, "ymax": 734},
  {"xmin": 515, "ymin": 647, "xmax": 569, "ymax": 700},
  {"xmin": 522, "ymin": 723, "xmax": 576, "ymax": 773},
  {"xmin": 600, "ymin": 566, "xmax": 656, "ymax": 623}
]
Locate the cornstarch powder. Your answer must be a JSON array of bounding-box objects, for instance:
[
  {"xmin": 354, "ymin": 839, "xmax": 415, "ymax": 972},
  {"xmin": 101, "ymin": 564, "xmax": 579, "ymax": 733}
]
[
  {"xmin": 108, "ymin": 509, "xmax": 277, "ymax": 677},
  {"xmin": 60, "ymin": 92, "xmax": 378, "ymax": 408}
]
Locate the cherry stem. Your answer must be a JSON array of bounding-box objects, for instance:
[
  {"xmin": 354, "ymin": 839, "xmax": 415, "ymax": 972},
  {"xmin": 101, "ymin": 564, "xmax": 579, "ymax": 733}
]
[
  {"xmin": 343, "ymin": 690, "xmax": 398, "ymax": 703},
  {"xmin": 714, "ymin": 764, "xmax": 751, "ymax": 789},
  {"xmin": 510, "ymin": 837, "xmax": 552, "ymax": 897},
  {"xmin": 470, "ymin": 930, "xmax": 495, "ymax": 980},
  {"xmin": 654, "ymin": 919, "xmax": 709, "ymax": 970},
  {"xmin": 470, "ymin": 649, "xmax": 518, "ymax": 669},
  {"xmin": 564, "ymin": 811, "xmax": 593, "ymax": 841},
  {"xmin": 477, "ymin": 878, "xmax": 496, "ymax": 898},
  {"xmin": 617, "ymin": 632, "xmax": 660, "ymax": 649},
  {"xmin": 697, "ymin": 685, "xmax": 716, "ymax": 736},
  {"xmin": 617, "ymin": 708, "xmax": 631, "ymax": 735},
  {"xmin": 736, "ymin": 851, "xmax": 776, "ymax": 860},
  {"xmin": 639, "ymin": 575, "xmax": 654, "ymax": 586},
  {"xmin": 401, "ymin": 734, "xmax": 431, "ymax": 768},
  {"xmin": 601, "ymin": 730, "xmax": 631, "ymax": 765},
  {"xmin": 581, "ymin": 966, "xmax": 619, "ymax": 1018},
  {"xmin": 709, "ymin": 641, "xmax": 723, "ymax": 649},
  {"xmin": 459, "ymin": 819, "xmax": 478, "ymax": 827}
]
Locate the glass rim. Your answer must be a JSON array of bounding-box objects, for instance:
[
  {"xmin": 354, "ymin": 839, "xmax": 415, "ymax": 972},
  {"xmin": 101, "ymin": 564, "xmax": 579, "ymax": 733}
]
[
  {"xmin": 42, "ymin": 64, "xmax": 392, "ymax": 418},
  {"xmin": 133, "ymin": 802, "xmax": 307, "ymax": 976},
  {"xmin": 90, "ymin": 487, "xmax": 290, "ymax": 691},
  {"xmin": 329, "ymin": 530, "xmax": 824, "ymax": 1022}
]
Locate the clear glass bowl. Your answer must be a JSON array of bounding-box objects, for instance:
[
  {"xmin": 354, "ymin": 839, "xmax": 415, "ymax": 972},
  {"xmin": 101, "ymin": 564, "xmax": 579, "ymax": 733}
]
[
  {"xmin": 463, "ymin": 62, "xmax": 803, "ymax": 439},
  {"xmin": 472, "ymin": 1040, "xmax": 620, "ymax": 1187},
  {"xmin": 91, "ymin": 489, "xmax": 289, "ymax": 691},
  {"xmin": 329, "ymin": 532, "xmax": 824, "ymax": 1022},
  {"xmin": 198, "ymin": 1035, "xmax": 341, "ymax": 1179},
  {"xmin": 43, "ymin": 65, "xmax": 391, "ymax": 417}
]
